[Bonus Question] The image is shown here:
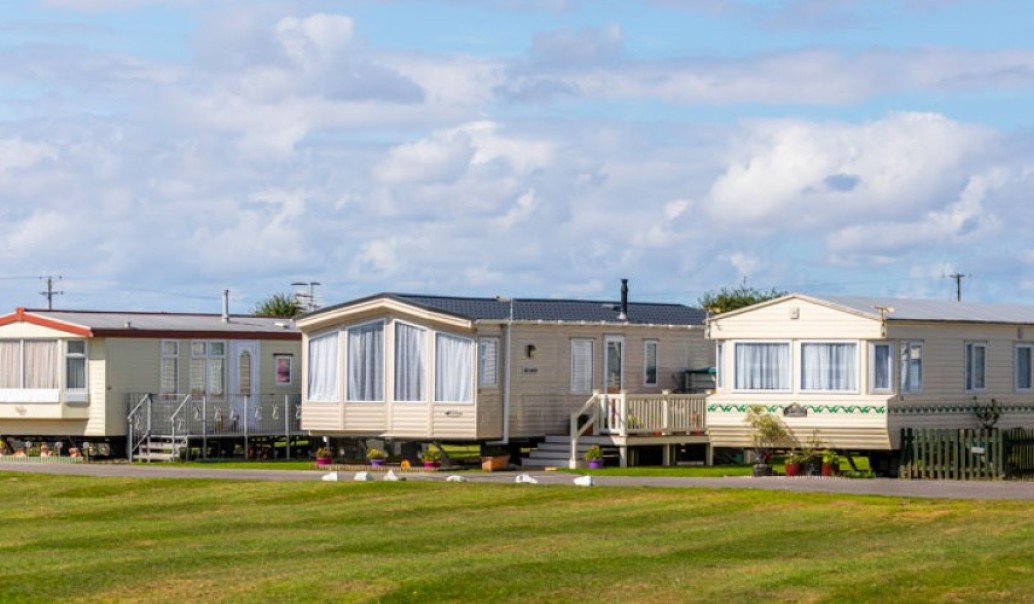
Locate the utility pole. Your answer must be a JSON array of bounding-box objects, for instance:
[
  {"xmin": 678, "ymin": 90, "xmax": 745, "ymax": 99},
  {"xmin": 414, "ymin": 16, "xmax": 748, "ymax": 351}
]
[
  {"xmin": 945, "ymin": 272, "xmax": 968, "ymax": 302},
  {"xmin": 39, "ymin": 275, "xmax": 63, "ymax": 310},
  {"xmin": 291, "ymin": 281, "xmax": 321, "ymax": 313}
]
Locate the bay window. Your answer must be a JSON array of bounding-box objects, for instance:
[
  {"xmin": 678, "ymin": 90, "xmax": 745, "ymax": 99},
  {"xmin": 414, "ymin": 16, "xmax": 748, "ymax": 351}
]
[
  {"xmin": 435, "ymin": 333, "xmax": 473, "ymax": 403},
  {"xmin": 395, "ymin": 323, "xmax": 426, "ymax": 401},
  {"xmin": 307, "ymin": 331, "xmax": 339, "ymax": 402},
  {"xmin": 347, "ymin": 322, "xmax": 384, "ymax": 402}
]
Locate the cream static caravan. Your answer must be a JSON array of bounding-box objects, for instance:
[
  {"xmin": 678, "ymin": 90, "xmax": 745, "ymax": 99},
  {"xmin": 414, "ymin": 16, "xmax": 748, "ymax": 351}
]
[
  {"xmin": 707, "ymin": 293, "xmax": 1034, "ymax": 454},
  {"xmin": 0, "ymin": 307, "xmax": 301, "ymax": 458},
  {"xmin": 297, "ymin": 287, "xmax": 711, "ymax": 448}
]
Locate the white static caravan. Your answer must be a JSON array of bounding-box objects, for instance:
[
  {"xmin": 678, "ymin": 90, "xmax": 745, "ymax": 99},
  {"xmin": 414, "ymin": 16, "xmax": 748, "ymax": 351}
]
[
  {"xmin": 0, "ymin": 307, "xmax": 301, "ymax": 457},
  {"xmin": 297, "ymin": 289, "xmax": 712, "ymax": 450},
  {"xmin": 706, "ymin": 294, "xmax": 1034, "ymax": 452}
]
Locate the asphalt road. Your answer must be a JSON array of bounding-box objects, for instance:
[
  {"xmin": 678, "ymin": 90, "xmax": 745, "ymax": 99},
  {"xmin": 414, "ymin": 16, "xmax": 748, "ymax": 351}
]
[{"xmin": 3, "ymin": 461, "xmax": 1034, "ymax": 499}]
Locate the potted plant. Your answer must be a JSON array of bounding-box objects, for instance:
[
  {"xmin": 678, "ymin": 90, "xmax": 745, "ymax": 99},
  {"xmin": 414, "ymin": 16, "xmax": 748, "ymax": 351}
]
[
  {"xmin": 366, "ymin": 447, "xmax": 387, "ymax": 467},
  {"xmin": 481, "ymin": 446, "xmax": 510, "ymax": 471},
  {"xmin": 821, "ymin": 449, "xmax": 840, "ymax": 477},
  {"xmin": 315, "ymin": 447, "xmax": 333, "ymax": 466},
  {"xmin": 420, "ymin": 446, "xmax": 443, "ymax": 469},
  {"xmin": 744, "ymin": 405, "xmax": 792, "ymax": 477},
  {"xmin": 783, "ymin": 450, "xmax": 805, "ymax": 477},
  {"xmin": 584, "ymin": 445, "xmax": 604, "ymax": 469}
]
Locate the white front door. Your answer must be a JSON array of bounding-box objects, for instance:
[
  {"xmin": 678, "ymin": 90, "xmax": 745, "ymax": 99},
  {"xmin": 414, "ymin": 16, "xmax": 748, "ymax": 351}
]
[
  {"xmin": 604, "ymin": 336, "xmax": 624, "ymax": 394},
  {"xmin": 230, "ymin": 341, "xmax": 260, "ymax": 428}
]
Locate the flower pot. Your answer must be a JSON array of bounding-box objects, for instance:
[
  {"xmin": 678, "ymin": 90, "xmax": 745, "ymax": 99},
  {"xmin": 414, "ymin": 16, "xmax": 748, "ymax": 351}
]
[
  {"xmin": 423, "ymin": 461, "xmax": 440, "ymax": 470},
  {"xmin": 822, "ymin": 463, "xmax": 836, "ymax": 477},
  {"xmin": 370, "ymin": 458, "xmax": 385, "ymax": 467},
  {"xmin": 784, "ymin": 462, "xmax": 802, "ymax": 477},
  {"xmin": 587, "ymin": 459, "xmax": 604, "ymax": 470},
  {"xmin": 752, "ymin": 463, "xmax": 773, "ymax": 477},
  {"xmin": 316, "ymin": 457, "xmax": 332, "ymax": 466}
]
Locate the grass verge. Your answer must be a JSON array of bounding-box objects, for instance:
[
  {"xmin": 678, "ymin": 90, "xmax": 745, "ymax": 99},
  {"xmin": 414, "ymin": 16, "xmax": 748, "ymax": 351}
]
[{"xmin": 2, "ymin": 471, "xmax": 1034, "ymax": 602}]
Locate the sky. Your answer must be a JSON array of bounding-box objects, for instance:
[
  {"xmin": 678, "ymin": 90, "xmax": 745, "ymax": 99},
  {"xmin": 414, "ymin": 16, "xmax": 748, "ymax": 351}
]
[{"xmin": 3, "ymin": 0, "xmax": 1034, "ymax": 313}]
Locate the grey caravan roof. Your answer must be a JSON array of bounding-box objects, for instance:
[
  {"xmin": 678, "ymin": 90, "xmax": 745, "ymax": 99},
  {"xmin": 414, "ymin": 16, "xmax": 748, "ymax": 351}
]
[
  {"xmin": 819, "ymin": 295, "xmax": 1034, "ymax": 325},
  {"xmin": 25, "ymin": 309, "xmax": 300, "ymax": 336},
  {"xmin": 313, "ymin": 293, "xmax": 707, "ymax": 326}
]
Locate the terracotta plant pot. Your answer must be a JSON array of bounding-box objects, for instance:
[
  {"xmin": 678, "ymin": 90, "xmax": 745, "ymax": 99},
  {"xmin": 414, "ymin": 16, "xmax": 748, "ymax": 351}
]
[
  {"xmin": 784, "ymin": 462, "xmax": 802, "ymax": 477},
  {"xmin": 822, "ymin": 463, "xmax": 835, "ymax": 477}
]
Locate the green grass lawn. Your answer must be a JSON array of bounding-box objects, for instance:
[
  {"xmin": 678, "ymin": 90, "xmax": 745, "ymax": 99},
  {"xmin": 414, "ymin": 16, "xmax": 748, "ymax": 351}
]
[{"xmin": 3, "ymin": 472, "xmax": 1032, "ymax": 603}]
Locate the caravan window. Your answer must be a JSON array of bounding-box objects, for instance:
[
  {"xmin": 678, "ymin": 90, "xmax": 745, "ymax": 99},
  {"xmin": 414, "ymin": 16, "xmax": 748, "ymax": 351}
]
[
  {"xmin": 347, "ymin": 322, "xmax": 384, "ymax": 402},
  {"xmin": 800, "ymin": 342, "xmax": 857, "ymax": 392},
  {"xmin": 733, "ymin": 342, "xmax": 790, "ymax": 391}
]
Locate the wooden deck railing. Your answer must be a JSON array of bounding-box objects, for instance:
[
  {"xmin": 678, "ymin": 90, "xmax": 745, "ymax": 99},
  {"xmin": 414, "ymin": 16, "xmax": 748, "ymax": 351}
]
[{"xmin": 569, "ymin": 392, "xmax": 708, "ymax": 468}]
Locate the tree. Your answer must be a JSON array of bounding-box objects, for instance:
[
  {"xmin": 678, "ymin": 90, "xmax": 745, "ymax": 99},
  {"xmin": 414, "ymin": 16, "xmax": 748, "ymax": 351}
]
[
  {"xmin": 253, "ymin": 293, "xmax": 301, "ymax": 317},
  {"xmin": 698, "ymin": 284, "xmax": 785, "ymax": 314}
]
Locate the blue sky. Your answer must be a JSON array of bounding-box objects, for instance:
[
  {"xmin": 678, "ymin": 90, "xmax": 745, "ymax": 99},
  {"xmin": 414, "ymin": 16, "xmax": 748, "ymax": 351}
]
[{"xmin": 3, "ymin": 0, "xmax": 1034, "ymax": 312}]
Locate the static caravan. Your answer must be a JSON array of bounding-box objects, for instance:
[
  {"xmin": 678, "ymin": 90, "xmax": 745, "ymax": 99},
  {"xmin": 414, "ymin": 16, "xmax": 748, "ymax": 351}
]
[
  {"xmin": 297, "ymin": 287, "xmax": 712, "ymax": 463},
  {"xmin": 0, "ymin": 307, "xmax": 301, "ymax": 458},
  {"xmin": 706, "ymin": 294, "xmax": 1034, "ymax": 454}
]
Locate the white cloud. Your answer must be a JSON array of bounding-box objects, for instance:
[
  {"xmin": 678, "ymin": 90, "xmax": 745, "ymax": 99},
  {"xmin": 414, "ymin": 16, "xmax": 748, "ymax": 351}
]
[{"xmin": 702, "ymin": 112, "xmax": 992, "ymax": 230}]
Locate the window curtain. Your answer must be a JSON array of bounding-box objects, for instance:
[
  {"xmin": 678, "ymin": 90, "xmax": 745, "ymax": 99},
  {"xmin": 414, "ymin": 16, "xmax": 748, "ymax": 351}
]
[
  {"xmin": 734, "ymin": 343, "xmax": 790, "ymax": 390},
  {"xmin": 435, "ymin": 333, "xmax": 472, "ymax": 402},
  {"xmin": 0, "ymin": 341, "xmax": 20, "ymax": 388},
  {"xmin": 872, "ymin": 344, "xmax": 892, "ymax": 391},
  {"xmin": 570, "ymin": 339, "xmax": 593, "ymax": 394},
  {"xmin": 801, "ymin": 343, "xmax": 857, "ymax": 391},
  {"xmin": 66, "ymin": 356, "xmax": 86, "ymax": 390},
  {"xmin": 348, "ymin": 323, "xmax": 383, "ymax": 401},
  {"xmin": 478, "ymin": 338, "xmax": 498, "ymax": 387},
  {"xmin": 900, "ymin": 342, "xmax": 922, "ymax": 392},
  {"xmin": 24, "ymin": 341, "xmax": 58, "ymax": 389},
  {"xmin": 395, "ymin": 323, "xmax": 426, "ymax": 401},
  {"xmin": 307, "ymin": 332, "xmax": 339, "ymax": 401}
]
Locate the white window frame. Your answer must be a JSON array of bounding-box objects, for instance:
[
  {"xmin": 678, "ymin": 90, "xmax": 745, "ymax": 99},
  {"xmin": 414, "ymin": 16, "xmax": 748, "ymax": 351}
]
[
  {"xmin": 394, "ymin": 321, "xmax": 427, "ymax": 403},
  {"xmin": 64, "ymin": 340, "xmax": 88, "ymax": 402},
  {"xmin": 869, "ymin": 342, "xmax": 894, "ymax": 394},
  {"xmin": 715, "ymin": 342, "xmax": 724, "ymax": 391},
  {"xmin": 306, "ymin": 330, "xmax": 340, "ymax": 403},
  {"xmin": 434, "ymin": 332, "xmax": 474, "ymax": 404},
  {"xmin": 965, "ymin": 341, "xmax": 988, "ymax": 392},
  {"xmin": 346, "ymin": 320, "xmax": 385, "ymax": 403},
  {"xmin": 733, "ymin": 341, "xmax": 792, "ymax": 393},
  {"xmin": 190, "ymin": 340, "xmax": 226, "ymax": 400},
  {"xmin": 570, "ymin": 338, "xmax": 594, "ymax": 395},
  {"xmin": 799, "ymin": 340, "xmax": 860, "ymax": 393},
  {"xmin": 478, "ymin": 337, "xmax": 499, "ymax": 388},
  {"xmin": 643, "ymin": 340, "xmax": 659, "ymax": 387},
  {"xmin": 900, "ymin": 340, "xmax": 924, "ymax": 393},
  {"xmin": 1016, "ymin": 343, "xmax": 1034, "ymax": 393}
]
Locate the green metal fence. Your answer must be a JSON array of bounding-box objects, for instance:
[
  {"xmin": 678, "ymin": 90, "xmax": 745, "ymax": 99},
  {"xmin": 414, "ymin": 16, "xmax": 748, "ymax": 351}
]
[{"xmin": 900, "ymin": 428, "xmax": 1034, "ymax": 480}]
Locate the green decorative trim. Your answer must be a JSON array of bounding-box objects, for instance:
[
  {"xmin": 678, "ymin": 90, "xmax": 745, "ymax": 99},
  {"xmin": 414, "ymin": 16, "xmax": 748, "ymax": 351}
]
[
  {"xmin": 891, "ymin": 403, "xmax": 1034, "ymax": 415},
  {"xmin": 706, "ymin": 403, "xmax": 885, "ymax": 415}
]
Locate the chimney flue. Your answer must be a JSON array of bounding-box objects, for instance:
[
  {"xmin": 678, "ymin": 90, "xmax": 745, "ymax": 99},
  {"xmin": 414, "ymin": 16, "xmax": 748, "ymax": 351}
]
[
  {"xmin": 619, "ymin": 278, "xmax": 628, "ymax": 321},
  {"xmin": 221, "ymin": 289, "xmax": 230, "ymax": 322}
]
